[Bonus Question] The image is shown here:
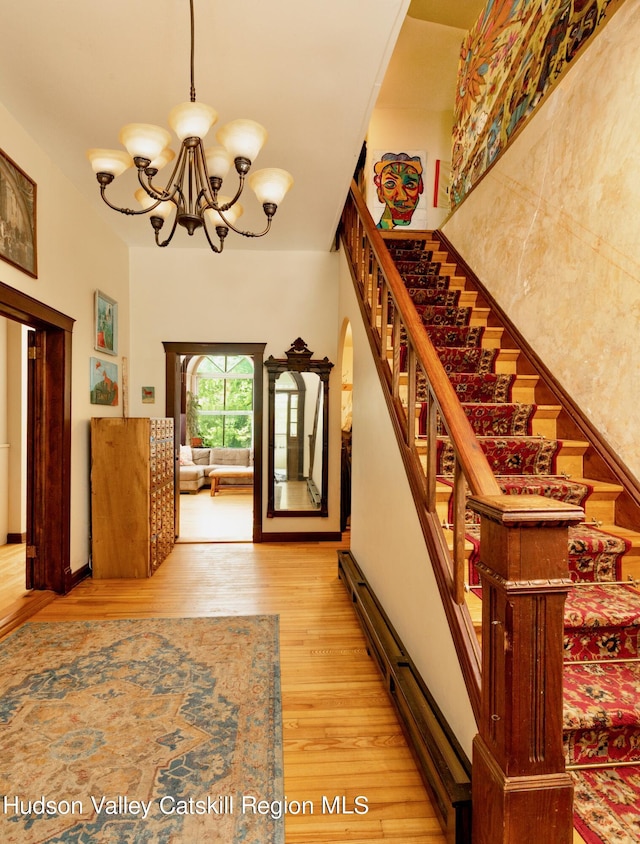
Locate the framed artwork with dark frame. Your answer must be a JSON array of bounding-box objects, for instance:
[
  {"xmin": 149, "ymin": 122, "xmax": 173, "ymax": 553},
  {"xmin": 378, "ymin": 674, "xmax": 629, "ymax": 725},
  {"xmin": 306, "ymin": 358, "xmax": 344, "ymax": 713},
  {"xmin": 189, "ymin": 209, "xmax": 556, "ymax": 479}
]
[
  {"xmin": 94, "ymin": 290, "xmax": 118, "ymax": 356},
  {"xmin": 0, "ymin": 148, "xmax": 37, "ymax": 278}
]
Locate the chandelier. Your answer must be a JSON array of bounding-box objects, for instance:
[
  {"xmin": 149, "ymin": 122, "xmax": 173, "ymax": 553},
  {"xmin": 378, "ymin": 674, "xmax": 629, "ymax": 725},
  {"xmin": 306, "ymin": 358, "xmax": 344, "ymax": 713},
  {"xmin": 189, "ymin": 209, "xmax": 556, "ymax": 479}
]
[{"xmin": 86, "ymin": 0, "xmax": 293, "ymax": 253}]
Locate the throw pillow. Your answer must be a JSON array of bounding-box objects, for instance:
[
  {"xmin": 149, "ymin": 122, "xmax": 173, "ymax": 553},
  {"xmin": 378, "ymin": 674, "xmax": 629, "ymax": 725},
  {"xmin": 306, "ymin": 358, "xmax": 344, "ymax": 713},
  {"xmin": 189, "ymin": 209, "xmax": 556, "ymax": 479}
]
[{"xmin": 179, "ymin": 444, "xmax": 194, "ymax": 466}]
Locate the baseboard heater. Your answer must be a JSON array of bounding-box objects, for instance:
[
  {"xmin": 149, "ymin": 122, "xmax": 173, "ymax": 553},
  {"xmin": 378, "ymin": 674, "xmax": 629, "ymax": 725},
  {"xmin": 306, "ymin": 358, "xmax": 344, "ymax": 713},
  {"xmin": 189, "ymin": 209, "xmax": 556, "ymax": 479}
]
[{"xmin": 338, "ymin": 550, "xmax": 472, "ymax": 844}]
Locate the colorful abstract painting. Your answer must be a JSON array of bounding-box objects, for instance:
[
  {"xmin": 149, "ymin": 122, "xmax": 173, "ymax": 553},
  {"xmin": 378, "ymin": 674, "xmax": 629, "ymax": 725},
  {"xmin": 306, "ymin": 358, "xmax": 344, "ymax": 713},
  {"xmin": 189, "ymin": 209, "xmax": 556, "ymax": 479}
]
[
  {"xmin": 451, "ymin": 0, "xmax": 624, "ymax": 207},
  {"xmin": 368, "ymin": 150, "xmax": 427, "ymax": 230}
]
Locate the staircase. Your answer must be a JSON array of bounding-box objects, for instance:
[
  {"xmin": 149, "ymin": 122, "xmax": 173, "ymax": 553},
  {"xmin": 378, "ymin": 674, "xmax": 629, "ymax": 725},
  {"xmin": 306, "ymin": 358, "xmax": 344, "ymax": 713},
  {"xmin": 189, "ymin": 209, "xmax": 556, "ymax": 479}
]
[{"xmin": 384, "ymin": 231, "xmax": 640, "ymax": 843}]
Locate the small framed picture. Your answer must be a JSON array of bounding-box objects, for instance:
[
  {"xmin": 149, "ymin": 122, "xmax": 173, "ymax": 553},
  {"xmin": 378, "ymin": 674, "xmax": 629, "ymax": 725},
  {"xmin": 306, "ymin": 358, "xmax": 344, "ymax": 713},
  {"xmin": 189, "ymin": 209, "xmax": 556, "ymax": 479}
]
[
  {"xmin": 141, "ymin": 386, "xmax": 155, "ymax": 404},
  {"xmin": 90, "ymin": 357, "xmax": 119, "ymax": 406},
  {"xmin": 0, "ymin": 148, "xmax": 37, "ymax": 278},
  {"xmin": 94, "ymin": 290, "xmax": 118, "ymax": 356}
]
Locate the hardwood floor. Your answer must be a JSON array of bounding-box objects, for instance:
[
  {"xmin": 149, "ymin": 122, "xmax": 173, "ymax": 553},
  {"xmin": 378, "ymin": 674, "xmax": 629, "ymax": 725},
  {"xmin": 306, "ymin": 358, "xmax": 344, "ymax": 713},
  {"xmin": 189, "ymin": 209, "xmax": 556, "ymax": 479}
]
[
  {"xmin": 178, "ymin": 488, "xmax": 253, "ymax": 542},
  {"xmin": 0, "ymin": 543, "xmax": 28, "ymax": 606},
  {"xmin": 9, "ymin": 538, "xmax": 448, "ymax": 843}
]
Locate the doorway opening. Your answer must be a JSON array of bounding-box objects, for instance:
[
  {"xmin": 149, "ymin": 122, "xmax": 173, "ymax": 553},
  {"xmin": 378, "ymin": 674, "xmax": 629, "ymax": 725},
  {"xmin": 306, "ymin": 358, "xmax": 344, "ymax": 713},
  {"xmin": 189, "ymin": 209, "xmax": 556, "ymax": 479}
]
[
  {"xmin": 0, "ymin": 280, "xmax": 74, "ymax": 625},
  {"xmin": 164, "ymin": 341, "xmax": 265, "ymax": 543}
]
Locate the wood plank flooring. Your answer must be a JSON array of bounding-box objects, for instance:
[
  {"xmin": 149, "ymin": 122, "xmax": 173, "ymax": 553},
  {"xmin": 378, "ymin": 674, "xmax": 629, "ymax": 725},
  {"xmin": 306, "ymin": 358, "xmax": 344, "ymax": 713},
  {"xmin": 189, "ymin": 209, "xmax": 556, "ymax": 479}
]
[
  {"xmin": 177, "ymin": 488, "xmax": 253, "ymax": 542},
  {"xmin": 8, "ymin": 538, "xmax": 448, "ymax": 843}
]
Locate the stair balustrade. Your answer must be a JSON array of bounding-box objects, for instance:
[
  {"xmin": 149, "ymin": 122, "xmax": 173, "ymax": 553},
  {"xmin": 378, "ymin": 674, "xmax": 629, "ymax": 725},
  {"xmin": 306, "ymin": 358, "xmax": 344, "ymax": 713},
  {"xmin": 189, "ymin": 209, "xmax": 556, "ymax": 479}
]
[{"xmin": 340, "ymin": 182, "xmax": 584, "ymax": 843}]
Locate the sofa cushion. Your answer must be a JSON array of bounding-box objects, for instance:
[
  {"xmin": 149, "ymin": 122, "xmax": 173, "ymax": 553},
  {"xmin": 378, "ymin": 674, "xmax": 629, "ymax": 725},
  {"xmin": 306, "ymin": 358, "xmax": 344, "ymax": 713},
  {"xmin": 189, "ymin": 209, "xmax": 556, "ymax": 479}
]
[
  {"xmin": 191, "ymin": 447, "xmax": 213, "ymax": 466},
  {"xmin": 179, "ymin": 465, "xmax": 205, "ymax": 482},
  {"xmin": 211, "ymin": 447, "xmax": 251, "ymax": 466}
]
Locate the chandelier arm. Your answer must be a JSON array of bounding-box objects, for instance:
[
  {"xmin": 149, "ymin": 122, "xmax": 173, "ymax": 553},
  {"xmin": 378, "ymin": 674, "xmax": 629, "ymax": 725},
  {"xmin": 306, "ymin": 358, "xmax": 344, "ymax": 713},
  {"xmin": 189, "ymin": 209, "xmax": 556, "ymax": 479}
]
[
  {"xmin": 99, "ymin": 184, "xmax": 157, "ymax": 216},
  {"xmin": 155, "ymin": 209, "xmax": 181, "ymax": 248},
  {"xmin": 213, "ymin": 173, "xmax": 246, "ymax": 211},
  {"xmin": 210, "ymin": 206, "xmax": 274, "ymax": 239}
]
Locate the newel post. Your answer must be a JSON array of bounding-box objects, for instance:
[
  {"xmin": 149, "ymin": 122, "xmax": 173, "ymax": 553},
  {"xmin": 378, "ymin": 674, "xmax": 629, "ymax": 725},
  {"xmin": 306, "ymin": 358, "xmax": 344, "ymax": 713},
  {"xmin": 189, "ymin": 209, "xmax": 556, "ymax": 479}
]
[{"xmin": 467, "ymin": 494, "xmax": 584, "ymax": 844}]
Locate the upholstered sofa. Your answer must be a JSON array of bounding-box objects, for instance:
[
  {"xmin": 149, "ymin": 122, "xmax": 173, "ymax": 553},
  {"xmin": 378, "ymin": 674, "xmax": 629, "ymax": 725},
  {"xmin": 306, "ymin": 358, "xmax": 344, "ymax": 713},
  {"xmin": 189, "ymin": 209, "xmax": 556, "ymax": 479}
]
[{"xmin": 179, "ymin": 445, "xmax": 254, "ymax": 493}]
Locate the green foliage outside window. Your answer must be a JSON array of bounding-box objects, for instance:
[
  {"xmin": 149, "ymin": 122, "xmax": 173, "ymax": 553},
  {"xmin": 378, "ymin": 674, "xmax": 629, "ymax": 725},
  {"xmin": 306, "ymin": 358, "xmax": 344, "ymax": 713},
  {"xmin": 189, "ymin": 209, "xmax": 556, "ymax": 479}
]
[{"xmin": 193, "ymin": 355, "xmax": 253, "ymax": 449}]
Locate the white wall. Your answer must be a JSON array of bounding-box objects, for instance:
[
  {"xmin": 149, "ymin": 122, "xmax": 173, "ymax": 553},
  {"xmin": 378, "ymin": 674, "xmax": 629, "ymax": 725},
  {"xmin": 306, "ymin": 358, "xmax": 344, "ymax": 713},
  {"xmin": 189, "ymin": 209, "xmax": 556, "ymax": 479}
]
[
  {"xmin": 128, "ymin": 246, "xmax": 342, "ymax": 535},
  {"xmin": 0, "ymin": 100, "xmax": 130, "ymax": 571},
  {"xmin": 338, "ymin": 249, "xmax": 477, "ymax": 755},
  {"xmin": 443, "ymin": 0, "xmax": 640, "ymax": 480}
]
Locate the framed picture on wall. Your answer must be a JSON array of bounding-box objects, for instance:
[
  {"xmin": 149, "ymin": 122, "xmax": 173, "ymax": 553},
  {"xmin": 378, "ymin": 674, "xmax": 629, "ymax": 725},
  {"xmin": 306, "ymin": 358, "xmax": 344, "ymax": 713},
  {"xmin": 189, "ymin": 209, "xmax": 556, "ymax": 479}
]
[
  {"xmin": 94, "ymin": 290, "xmax": 118, "ymax": 356},
  {"xmin": 433, "ymin": 160, "xmax": 452, "ymax": 209},
  {"xmin": 0, "ymin": 148, "xmax": 37, "ymax": 278},
  {"xmin": 90, "ymin": 357, "xmax": 119, "ymax": 406}
]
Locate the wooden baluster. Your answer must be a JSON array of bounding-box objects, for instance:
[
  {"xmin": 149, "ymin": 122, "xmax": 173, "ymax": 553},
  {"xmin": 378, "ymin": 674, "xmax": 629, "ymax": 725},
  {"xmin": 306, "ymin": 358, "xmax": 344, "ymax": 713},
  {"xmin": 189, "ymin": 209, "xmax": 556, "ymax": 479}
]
[
  {"xmin": 380, "ymin": 279, "xmax": 389, "ymax": 365},
  {"xmin": 467, "ymin": 494, "xmax": 583, "ymax": 844},
  {"xmin": 425, "ymin": 389, "xmax": 437, "ymax": 510},
  {"xmin": 452, "ymin": 459, "xmax": 466, "ymax": 603},
  {"xmin": 391, "ymin": 309, "xmax": 401, "ymax": 405},
  {"xmin": 406, "ymin": 343, "xmax": 417, "ymax": 450}
]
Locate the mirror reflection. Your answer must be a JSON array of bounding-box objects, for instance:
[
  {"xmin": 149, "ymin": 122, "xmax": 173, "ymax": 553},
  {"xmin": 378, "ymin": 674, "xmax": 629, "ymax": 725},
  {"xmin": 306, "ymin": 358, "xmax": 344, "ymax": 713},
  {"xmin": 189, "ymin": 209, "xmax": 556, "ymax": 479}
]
[
  {"xmin": 274, "ymin": 371, "xmax": 323, "ymax": 511},
  {"xmin": 265, "ymin": 338, "xmax": 333, "ymax": 518}
]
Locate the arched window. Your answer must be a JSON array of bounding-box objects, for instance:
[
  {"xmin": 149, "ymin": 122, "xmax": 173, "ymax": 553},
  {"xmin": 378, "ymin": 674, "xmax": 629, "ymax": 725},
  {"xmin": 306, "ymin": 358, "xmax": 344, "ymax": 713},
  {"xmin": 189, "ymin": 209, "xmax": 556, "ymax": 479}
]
[{"xmin": 191, "ymin": 354, "xmax": 254, "ymax": 448}]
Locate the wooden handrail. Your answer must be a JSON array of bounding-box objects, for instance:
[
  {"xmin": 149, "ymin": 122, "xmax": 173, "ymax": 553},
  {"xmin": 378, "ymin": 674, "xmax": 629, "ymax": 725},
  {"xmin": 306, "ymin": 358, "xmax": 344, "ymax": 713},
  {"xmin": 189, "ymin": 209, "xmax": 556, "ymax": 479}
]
[
  {"xmin": 341, "ymin": 184, "xmax": 581, "ymax": 841},
  {"xmin": 346, "ymin": 183, "xmax": 500, "ymax": 498}
]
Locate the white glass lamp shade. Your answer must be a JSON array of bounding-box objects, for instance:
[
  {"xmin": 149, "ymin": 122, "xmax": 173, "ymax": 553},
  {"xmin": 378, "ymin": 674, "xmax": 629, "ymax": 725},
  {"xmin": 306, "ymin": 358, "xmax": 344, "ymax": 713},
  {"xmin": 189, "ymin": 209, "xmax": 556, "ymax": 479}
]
[
  {"xmin": 168, "ymin": 101, "xmax": 218, "ymax": 141},
  {"xmin": 149, "ymin": 147, "xmax": 176, "ymax": 171},
  {"xmin": 248, "ymin": 168, "xmax": 294, "ymax": 206},
  {"xmin": 216, "ymin": 119, "xmax": 267, "ymax": 162},
  {"xmin": 134, "ymin": 188, "xmax": 174, "ymax": 220},
  {"xmin": 87, "ymin": 148, "xmax": 132, "ymax": 177},
  {"xmin": 204, "ymin": 197, "xmax": 244, "ymax": 227},
  {"xmin": 119, "ymin": 124, "xmax": 172, "ymax": 163},
  {"xmin": 204, "ymin": 146, "xmax": 232, "ymax": 180}
]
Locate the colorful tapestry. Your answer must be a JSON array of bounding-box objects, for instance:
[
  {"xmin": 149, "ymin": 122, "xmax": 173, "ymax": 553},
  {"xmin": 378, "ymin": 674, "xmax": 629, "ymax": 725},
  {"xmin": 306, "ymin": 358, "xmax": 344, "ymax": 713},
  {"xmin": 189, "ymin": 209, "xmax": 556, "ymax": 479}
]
[
  {"xmin": 451, "ymin": 0, "xmax": 624, "ymax": 206},
  {"xmin": 0, "ymin": 616, "xmax": 283, "ymax": 844}
]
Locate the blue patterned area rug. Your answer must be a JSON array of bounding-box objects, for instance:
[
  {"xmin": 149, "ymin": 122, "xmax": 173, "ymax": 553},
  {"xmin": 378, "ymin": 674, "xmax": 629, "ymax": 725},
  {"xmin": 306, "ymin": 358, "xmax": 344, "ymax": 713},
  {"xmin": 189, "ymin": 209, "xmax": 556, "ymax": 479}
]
[{"xmin": 0, "ymin": 616, "xmax": 283, "ymax": 843}]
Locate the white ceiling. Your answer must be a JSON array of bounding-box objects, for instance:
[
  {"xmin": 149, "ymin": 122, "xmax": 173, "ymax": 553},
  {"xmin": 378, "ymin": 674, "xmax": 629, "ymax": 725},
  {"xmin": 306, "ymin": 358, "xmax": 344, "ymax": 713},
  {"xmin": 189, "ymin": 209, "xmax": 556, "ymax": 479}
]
[{"xmin": 0, "ymin": 0, "xmax": 483, "ymax": 253}]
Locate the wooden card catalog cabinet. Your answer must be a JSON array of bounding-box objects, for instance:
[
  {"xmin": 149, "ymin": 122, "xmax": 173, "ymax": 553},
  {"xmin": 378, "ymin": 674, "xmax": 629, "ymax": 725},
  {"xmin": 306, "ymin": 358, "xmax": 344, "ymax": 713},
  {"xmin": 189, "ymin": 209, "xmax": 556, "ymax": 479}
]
[{"xmin": 91, "ymin": 417, "xmax": 175, "ymax": 578}]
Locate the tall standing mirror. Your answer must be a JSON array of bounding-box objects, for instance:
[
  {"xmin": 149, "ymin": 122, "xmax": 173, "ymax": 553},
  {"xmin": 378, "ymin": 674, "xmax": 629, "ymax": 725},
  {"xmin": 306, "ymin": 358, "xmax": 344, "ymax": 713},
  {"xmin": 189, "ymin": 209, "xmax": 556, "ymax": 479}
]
[{"xmin": 265, "ymin": 339, "xmax": 333, "ymax": 517}]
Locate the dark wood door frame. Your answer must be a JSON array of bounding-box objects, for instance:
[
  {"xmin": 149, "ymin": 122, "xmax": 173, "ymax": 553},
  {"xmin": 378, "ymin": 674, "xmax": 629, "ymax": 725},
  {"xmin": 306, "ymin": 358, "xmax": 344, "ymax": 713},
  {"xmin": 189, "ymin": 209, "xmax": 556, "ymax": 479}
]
[
  {"xmin": 163, "ymin": 341, "xmax": 265, "ymax": 542},
  {"xmin": 0, "ymin": 280, "xmax": 74, "ymax": 593}
]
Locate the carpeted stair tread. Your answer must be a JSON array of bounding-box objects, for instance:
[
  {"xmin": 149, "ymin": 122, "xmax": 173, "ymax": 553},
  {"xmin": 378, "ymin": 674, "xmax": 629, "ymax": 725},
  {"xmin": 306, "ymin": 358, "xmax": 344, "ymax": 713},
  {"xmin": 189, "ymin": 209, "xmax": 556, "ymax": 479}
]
[
  {"xmin": 565, "ymin": 583, "xmax": 640, "ymax": 661},
  {"xmin": 569, "ymin": 524, "xmax": 630, "ymax": 582},
  {"xmin": 572, "ymin": 766, "xmax": 640, "ymax": 843},
  {"xmin": 564, "ymin": 661, "xmax": 640, "ymax": 730},
  {"xmin": 429, "ymin": 327, "xmax": 485, "ymax": 347},
  {"xmin": 448, "ymin": 373, "xmax": 514, "ymax": 402},
  {"xmin": 414, "ymin": 305, "xmax": 472, "ymax": 326},
  {"xmin": 401, "ymin": 273, "xmax": 451, "ymax": 289},
  {"xmin": 436, "ymin": 436, "xmax": 561, "ymax": 475},
  {"xmin": 463, "ymin": 522, "xmax": 630, "ymax": 587},
  {"xmin": 449, "ymin": 403, "xmax": 536, "ymax": 437},
  {"xmin": 435, "ymin": 346, "xmax": 497, "ymax": 374},
  {"xmin": 407, "ymin": 288, "xmax": 460, "ymax": 307},
  {"xmin": 564, "ymin": 661, "xmax": 640, "ymax": 767}
]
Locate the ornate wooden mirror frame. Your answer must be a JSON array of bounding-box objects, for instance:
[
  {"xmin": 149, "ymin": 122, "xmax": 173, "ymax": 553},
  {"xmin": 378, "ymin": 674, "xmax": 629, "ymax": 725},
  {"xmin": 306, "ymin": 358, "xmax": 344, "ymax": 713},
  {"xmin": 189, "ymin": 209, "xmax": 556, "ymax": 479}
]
[{"xmin": 264, "ymin": 338, "xmax": 333, "ymax": 518}]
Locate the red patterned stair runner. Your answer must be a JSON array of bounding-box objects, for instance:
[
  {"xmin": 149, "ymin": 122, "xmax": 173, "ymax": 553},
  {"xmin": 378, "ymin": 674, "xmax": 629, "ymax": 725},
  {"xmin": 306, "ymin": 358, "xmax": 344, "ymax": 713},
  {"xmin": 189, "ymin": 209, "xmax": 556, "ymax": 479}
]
[{"xmin": 387, "ymin": 235, "xmax": 640, "ymax": 843}]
